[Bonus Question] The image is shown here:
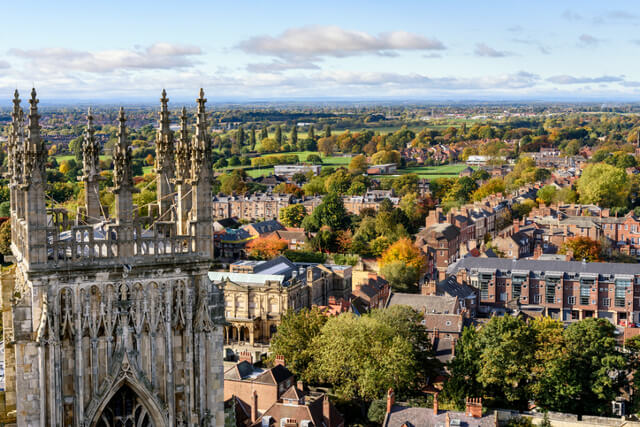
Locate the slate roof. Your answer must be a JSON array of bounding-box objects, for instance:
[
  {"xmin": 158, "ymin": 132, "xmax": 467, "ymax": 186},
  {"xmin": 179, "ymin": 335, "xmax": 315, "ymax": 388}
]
[
  {"xmin": 254, "ymin": 364, "xmax": 293, "ymax": 386},
  {"xmin": 387, "ymin": 293, "xmax": 459, "ymax": 314},
  {"xmin": 384, "ymin": 405, "xmax": 495, "ymax": 427},
  {"xmin": 224, "ymin": 361, "xmax": 262, "ymax": 380},
  {"xmin": 436, "ymin": 277, "xmax": 476, "ymax": 300},
  {"xmin": 448, "ymin": 257, "xmax": 640, "ymax": 276}
]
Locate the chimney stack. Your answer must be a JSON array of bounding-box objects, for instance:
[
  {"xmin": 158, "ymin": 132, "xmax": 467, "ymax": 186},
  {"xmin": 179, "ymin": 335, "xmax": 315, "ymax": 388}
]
[
  {"xmin": 323, "ymin": 394, "xmax": 331, "ymax": 426},
  {"xmin": 445, "ymin": 412, "xmax": 451, "ymax": 427},
  {"xmin": 275, "ymin": 355, "xmax": 285, "ymax": 367},
  {"xmin": 239, "ymin": 350, "xmax": 253, "ymax": 364},
  {"xmin": 433, "ymin": 393, "xmax": 439, "ymax": 415},
  {"xmin": 252, "ymin": 390, "xmax": 259, "ymax": 422},
  {"xmin": 386, "ymin": 388, "xmax": 395, "ymax": 414},
  {"xmin": 465, "ymin": 397, "xmax": 483, "ymax": 418}
]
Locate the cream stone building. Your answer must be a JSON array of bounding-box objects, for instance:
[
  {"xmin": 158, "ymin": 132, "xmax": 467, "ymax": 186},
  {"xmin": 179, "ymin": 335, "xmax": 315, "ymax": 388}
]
[
  {"xmin": 1, "ymin": 89, "xmax": 225, "ymax": 426},
  {"xmin": 210, "ymin": 258, "xmax": 352, "ymax": 346}
]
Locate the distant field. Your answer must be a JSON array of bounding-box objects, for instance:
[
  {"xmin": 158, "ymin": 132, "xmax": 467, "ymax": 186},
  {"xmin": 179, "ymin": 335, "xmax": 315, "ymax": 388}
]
[
  {"xmin": 371, "ymin": 163, "xmax": 470, "ymax": 180},
  {"xmin": 55, "ymin": 154, "xmax": 110, "ymax": 163},
  {"xmin": 246, "ymin": 167, "xmax": 274, "ymax": 178}
]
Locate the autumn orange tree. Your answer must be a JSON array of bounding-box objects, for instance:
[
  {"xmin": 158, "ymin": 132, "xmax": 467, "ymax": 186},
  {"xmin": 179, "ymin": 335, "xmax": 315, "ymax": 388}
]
[
  {"xmin": 559, "ymin": 236, "xmax": 602, "ymax": 262},
  {"xmin": 246, "ymin": 235, "xmax": 288, "ymax": 260},
  {"xmin": 378, "ymin": 237, "xmax": 427, "ymax": 292},
  {"xmin": 379, "ymin": 237, "xmax": 427, "ymax": 272}
]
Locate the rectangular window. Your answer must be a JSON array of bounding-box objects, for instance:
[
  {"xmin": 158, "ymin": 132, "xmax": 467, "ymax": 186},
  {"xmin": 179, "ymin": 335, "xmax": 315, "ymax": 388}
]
[
  {"xmin": 568, "ymin": 296, "xmax": 576, "ymax": 305},
  {"xmin": 546, "ymin": 278, "xmax": 559, "ymax": 304},
  {"xmin": 580, "ymin": 285, "xmax": 590, "ymax": 305},
  {"xmin": 602, "ymin": 298, "xmax": 610, "ymax": 307},
  {"xmin": 533, "ymin": 295, "xmax": 541, "ymax": 304},
  {"xmin": 615, "ymin": 279, "xmax": 631, "ymax": 307}
]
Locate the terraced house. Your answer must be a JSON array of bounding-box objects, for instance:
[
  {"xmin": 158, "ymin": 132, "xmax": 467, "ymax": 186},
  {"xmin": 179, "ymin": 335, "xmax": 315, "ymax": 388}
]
[{"xmin": 450, "ymin": 257, "xmax": 640, "ymax": 325}]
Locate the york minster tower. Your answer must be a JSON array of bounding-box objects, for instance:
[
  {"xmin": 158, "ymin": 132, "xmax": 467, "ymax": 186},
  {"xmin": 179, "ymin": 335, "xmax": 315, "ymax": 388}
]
[{"xmin": 1, "ymin": 89, "xmax": 225, "ymax": 426}]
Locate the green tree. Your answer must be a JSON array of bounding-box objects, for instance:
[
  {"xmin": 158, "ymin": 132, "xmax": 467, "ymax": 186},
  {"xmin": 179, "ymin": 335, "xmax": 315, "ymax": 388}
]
[
  {"xmin": 308, "ymin": 124, "xmax": 315, "ymax": 140},
  {"xmin": 290, "ymin": 125, "xmax": 298, "ymax": 149},
  {"xmin": 348, "ymin": 154, "xmax": 368, "ymax": 174},
  {"xmin": 380, "ymin": 261, "xmax": 419, "ymax": 292},
  {"xmin": 310, "ymin": 312, "xmax": 421, "ymax": 401},
  {"xmin": 279, "ymin": 204, "xmax": 307, "ymax": 227},
  {"xmin": 476, "ymin": 315, "xmax": 535, "ymax": 409},
  {"xmin": 0, "ymin": 201, "xmax": 10, "ymax": 217},
  {"xmin": 269, "ymin": 308, "xmax": 328, "ymax": 381},
  {"xmin": 275, "ymin": 125, "xmax": 282, "ymax": 145},
  {"xmin": 324, "ymin": 169, "xmax": 352, "ymax": 194},
  {"xmin": 249, "ymin": 126, "xmax": 256, "ymax": 150},
  {"xmin": 0, "ymin": 220, "xmax": 11, "ymax": 255},
  {"xmin": 303, "ymin": 193, "xmax": 348, "ymax": 232},
  {"xmin": 441, "ymin": 326, "xmax": 482, "ymax": 409},
  {"xmin": 219, "ymin": 173, "xmax": 247, "ymax": 195},
  {"xmin": 392, "ymin": 174, "xmax": 419, "ymax": 196},
  {"xmin": 560, "ymin": 319, "xmax": 627, "ymax": 415},
  {"xmin": 260, "ymin": 126, "xmax": 268, "ymax": 140},
  {"xmin": 306, "ymin": 154, "xmax": 323, "ymax": 164},
  {"xmin": 324, "ymin": 124, "xmax": 331, "ymax": 138},
  {"xmin": 236, "ymin": 125, "xmax": 245, "ymax": 146},
  {"xmin": 577, "ymin": 163, "xmax": 629, "ymax": 208},
  {"xmin": 537, "ymin": 185, "xmax": 557, "ymax": 205}
]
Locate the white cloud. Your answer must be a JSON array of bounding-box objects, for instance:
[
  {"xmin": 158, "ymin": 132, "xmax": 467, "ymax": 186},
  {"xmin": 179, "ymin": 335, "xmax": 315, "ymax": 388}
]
[
  {"xmin": 593, "ymin": 10, "xmax": 638, "ymax": 24},
  {"xmin": 237, "ymin": 26, "xmax": 445, "ymax": 60},
  {"xmin": 246, "ymin": 60, "xmax": 320, "ymax": 73},
  {"xmin": 562, "ymin": 10, "xmax": 582, "ymax": 21},
  {"xmin": 578, "ymin": 34, "xmax": 601, "ymax": 46},
  {"xmin": 474, "ymin": 43, "xmax": 512, "ymax": 57},
  {"xmin": 547, "ymin": 75, "xmax": 624, "ymax": 84},
  {"xmin": 8, "ymin": 43, "xmax": 202, "ymax": 73}
]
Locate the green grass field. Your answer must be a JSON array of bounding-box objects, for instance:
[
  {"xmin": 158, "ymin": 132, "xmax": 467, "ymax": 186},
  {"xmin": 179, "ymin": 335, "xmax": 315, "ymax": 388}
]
[
  {"xmin": 370, "ymin": 163, "xmax": 470, "ymax": 180},
  {"xmin": 55, "ymin": 154, "xmax": 110, "ymax": 163}
]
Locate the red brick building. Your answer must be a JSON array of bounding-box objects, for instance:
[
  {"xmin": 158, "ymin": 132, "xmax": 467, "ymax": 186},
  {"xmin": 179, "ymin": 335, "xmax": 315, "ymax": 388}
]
[{"xmin": 451, "ymin": 257, "xmax": 640, "ymax": 325}]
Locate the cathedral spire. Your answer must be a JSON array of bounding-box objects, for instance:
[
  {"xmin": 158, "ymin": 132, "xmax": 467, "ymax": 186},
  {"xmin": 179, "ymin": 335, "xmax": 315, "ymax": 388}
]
[
  {"xmin": 175, "ymin": 107, "xmax": 191, "ymax": 182},
  {"xmin": 174, "ymin": 106, "xmax": 192, "ymax": 234},
  {"xmin": 189, "ymin": 89, "xmax": 213, "ymax": 255},
  {"xmin": 11, "ymin": 89, "xmax": 21, "ymax": 123},
  {"xmin": 82, "ymin": 107, "xmax": 102, "ymax": 222},
  {"xmin": 23, "ymin": 88, "xmax": 46, "ymax": 186},
  {"xmin": 159, "ymin": 88, "xmax": 170, "ymax": 134},
  {"xmin": 113, "ymin": 107, "xmax": 135, "ymax": 193},
  {"xmin": 155, "ymin": 89, "xmax": 175, "ymax": 218},
  {"xmin": 194, "ymin": 88, "xmax": 208, "ymax": 143}
]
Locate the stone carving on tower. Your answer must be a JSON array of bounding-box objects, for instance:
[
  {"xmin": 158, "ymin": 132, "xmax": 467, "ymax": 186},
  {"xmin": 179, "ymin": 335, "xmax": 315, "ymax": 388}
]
[
  {"xmin": 189, "ymin": 89, "xmax": 214, "ymax": 256},
  {"xmin": 80, "ymin": 108, "xmax": 103, "ymax": 223},
  {"xmin": 155, "ymin": 89, "xmax": 176, "ymax": 219},
  {"xmin": 174, "ymin": 107, "xmax": 192, "ymax": 235},
  {"xmin": 1, "ymin": 89, "xmax": 225, "ymax": 427}
]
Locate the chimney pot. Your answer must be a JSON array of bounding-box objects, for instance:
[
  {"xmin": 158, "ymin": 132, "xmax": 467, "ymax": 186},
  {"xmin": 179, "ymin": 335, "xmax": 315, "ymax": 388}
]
[{"xmin": 386, "ymin": 388, "xmax": 395, "ymax": 414}]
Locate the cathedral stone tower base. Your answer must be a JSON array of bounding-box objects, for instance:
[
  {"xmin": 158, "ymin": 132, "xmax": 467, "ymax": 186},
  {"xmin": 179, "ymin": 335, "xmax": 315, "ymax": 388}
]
[{"xmin": 2, "ymin": 89, "xmax": 224, "ymax": 427}]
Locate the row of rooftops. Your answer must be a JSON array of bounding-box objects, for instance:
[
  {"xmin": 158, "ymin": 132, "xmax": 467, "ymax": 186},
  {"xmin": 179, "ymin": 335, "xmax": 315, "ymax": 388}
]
[
  {"xmin": 448, "ymin": 257, "xmax": 640, "ymax": 278},
  {"xmin": 212, "ymin": 189, "xmax": 398, "ymax": 204}
]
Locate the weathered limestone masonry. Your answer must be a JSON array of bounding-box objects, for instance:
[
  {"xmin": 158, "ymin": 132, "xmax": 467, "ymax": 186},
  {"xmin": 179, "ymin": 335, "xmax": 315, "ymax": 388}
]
[{"xmin": 1, "ymin": 89, "xmax": 225, "ymax": 427}]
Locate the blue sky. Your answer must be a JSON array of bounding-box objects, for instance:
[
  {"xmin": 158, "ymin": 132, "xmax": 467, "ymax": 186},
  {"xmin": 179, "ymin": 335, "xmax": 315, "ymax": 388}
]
[{"xmin": 1, "ymin": 0, "xmax": 639, "ymax": 101}]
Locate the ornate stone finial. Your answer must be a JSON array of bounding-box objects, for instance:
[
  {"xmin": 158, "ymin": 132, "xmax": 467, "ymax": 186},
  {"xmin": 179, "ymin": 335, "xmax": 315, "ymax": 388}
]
[
  {"xmin": 28, "ymin": 88, "xmax": 40, "ymax": 127},
  {"xmin": 191, "ymin": 89, "xmax": 211, "ymax": 183},
  {"xmin": 175, "ymin": 107, "xmax": 191, "ymax": 182},
  {"xmin": 112, "ymin": 107, "xmax": 134, "ymax": 192},
  {"xmin": 155, "ymin": 89, "xmax": 175, "ymax": 216},
  {"xmin": 12, "ymin": 89, "xmax": 21, "ymax": 119},
  {"xmin": 23, "ymin": 88, "xmax": 45, "ymax": 185},
  {"xmin": 82, "ymin": 107, "xmax": 103, "ymax": 222},
  {"xmin": 83, "ymin": 107, "xmax": 100, "ymax": 175},
  {"xmin": 159, "ymin": 89, "xmax": 170, "ymax": 134}
]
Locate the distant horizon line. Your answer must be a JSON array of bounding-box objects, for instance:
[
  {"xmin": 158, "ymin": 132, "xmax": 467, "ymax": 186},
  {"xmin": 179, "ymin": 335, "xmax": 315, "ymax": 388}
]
[{"xmin": 0, "ymin": 94, "xmax": 639, "ymax": 108}]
